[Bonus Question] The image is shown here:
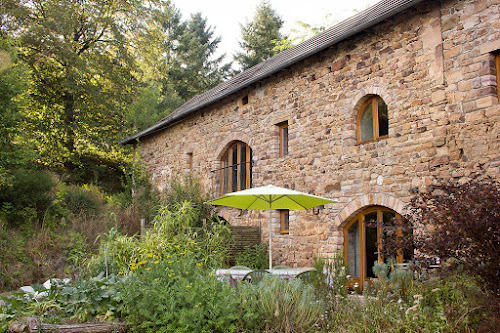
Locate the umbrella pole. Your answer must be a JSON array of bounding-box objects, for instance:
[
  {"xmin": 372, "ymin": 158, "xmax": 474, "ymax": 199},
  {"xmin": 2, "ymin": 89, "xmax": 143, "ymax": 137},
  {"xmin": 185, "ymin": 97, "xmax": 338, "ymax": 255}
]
[{"xmin": 268, "ymin": 201, "xmax": 272, "ymax": 270}]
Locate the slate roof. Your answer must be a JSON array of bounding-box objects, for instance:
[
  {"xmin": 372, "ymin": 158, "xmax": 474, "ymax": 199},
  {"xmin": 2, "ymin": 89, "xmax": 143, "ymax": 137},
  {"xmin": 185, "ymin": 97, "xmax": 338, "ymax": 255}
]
[{"xmin": 121, "ymin": 0, "xmax": 424, "ymax": 145}]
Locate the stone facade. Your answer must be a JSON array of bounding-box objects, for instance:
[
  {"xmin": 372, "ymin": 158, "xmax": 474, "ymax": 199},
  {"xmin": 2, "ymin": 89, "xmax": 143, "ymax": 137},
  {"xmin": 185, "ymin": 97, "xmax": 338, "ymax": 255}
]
[{"xmin": 136, "ymin": 0, "xmax": 500, "ymax": 267}]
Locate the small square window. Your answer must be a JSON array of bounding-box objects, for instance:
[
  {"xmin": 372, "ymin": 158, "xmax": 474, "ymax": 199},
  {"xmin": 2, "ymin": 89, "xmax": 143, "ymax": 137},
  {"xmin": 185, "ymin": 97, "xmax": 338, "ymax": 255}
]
[
  {"xmin": 279, "ymin": 121, "xmax": 288, "ymax": 156},
  {"xmin": 280, "ymin": 210, "xmax": 289, "ymax": 234}
]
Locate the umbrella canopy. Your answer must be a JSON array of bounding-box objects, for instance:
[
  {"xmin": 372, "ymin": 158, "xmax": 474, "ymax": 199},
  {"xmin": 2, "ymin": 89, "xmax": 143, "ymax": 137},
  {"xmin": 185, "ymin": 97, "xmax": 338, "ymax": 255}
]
[{"xmin": 207, "ymin": 185, "xmax": 336, "ymax": 269}]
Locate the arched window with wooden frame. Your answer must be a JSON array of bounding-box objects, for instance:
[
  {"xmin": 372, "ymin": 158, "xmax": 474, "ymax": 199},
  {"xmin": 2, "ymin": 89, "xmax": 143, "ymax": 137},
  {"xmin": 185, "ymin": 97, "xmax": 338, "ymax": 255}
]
[
  {"xmin": 220, "ymin": 141, "xmax": 252, "ymax": 195},
  {"xmin": 357, "ymin": 95, "xmax": 389, "ymax": 144},
  {"xmin": 343, "ymin": 206, "xmax": 409, "ymax": 290}
]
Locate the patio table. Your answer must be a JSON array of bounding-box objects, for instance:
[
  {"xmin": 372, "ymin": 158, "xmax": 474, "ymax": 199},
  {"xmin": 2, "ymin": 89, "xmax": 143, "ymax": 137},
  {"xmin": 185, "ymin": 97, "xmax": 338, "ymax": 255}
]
[{"xmin": 215, "ymin": 267, "xmax": 315, "ymax": 281}]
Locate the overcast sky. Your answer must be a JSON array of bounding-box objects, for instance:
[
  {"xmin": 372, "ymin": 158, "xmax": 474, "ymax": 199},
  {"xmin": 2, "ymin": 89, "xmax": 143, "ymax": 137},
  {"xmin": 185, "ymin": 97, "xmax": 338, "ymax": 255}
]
[{"xmin": 172, "ymin": 0, "xmax": 382, "ymax": 60}]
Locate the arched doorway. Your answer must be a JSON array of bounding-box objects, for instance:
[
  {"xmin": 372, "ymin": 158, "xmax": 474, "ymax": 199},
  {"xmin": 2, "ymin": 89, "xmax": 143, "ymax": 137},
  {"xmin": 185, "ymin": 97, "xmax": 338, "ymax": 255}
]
[{"xmin": 343, "ymin": 206, "xmax": 408, "ymax": 290}]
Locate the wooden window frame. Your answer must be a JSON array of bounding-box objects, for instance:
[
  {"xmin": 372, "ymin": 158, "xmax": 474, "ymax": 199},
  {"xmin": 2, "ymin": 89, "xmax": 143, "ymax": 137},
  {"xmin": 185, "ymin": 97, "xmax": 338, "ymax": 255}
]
[
  {"xmin": 356, "ymin": 96, "xmax": 389, "ymax": 144},
  {"xmin": 343, "ymin": 206, "xmax": 403, "ymax": 290},
  {"xmin": 496, "ymin": 53, "xmax": 500, "ymax": 101},
  {"xmin": 280, "ymin": 210, "xmax": 289, "ymax": 234},
  {"xmin": 188, "ymin": 152, "xmax": 193, "ymax": 174},
  {"xmin": 220, "ymin": 142, "xmax": 252, "ymax": 195},
  {"xmin": 279, "ymin": 121, "xmax": 289, "ymax": 157}
]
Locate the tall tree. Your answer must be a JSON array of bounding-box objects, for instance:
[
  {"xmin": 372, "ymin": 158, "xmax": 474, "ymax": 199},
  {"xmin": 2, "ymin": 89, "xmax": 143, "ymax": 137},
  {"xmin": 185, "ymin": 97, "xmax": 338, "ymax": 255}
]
[
  {"xmin": 168, "ymin": 12, "xmax": 230, "ymax": 100},
  {"xmin": 5, "ymin": 0, "xmax": 165, "ymax": 168},
  {"xmin": 234, "ymin": 0, "xmax": 286, "ymax": 70},
  {"xmin": 0, "ymin": 36, "xmax": 32, "ymax": 186}
]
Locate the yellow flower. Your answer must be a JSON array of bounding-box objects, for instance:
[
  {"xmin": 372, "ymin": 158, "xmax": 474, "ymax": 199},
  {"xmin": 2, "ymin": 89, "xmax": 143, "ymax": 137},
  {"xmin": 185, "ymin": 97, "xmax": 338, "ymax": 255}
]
[
  {"xmin": 196, "ymin": 263, "xmax": 202, "ymax": 267},
  {"xmin": 168, "ymin": 273, "xmax": 174, "ymax": 277},
  {"xmin": 186, "ymin": 285, "xmax": 191, "ymax": 288},
  {"xmin": 130, "ymin": 266, "xmax": 136, "ymax": 271},
  {"xmin": 154, "ymin": 260, "xmax": 159, "ymax": 264}
]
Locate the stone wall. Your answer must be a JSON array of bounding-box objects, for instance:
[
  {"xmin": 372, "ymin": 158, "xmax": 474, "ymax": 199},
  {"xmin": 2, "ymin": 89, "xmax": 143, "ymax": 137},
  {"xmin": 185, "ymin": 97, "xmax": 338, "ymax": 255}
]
[{"xmin": 137, "ymin": 0, "xmax": 500, "ymax": 267}]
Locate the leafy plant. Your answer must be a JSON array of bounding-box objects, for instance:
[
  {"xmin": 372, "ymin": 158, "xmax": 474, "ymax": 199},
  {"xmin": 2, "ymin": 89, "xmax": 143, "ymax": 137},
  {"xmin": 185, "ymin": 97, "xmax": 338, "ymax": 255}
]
[
  {"xmin": 403, "ymin": 176, "xmax": 500, "ymax": 298},
  {"xmin": 122, "ymin": 254, "xmax": 239, "ymax": 332},
  {"xmin": 238, "ymin": 276, "xmax": 323, "ymax": 332},
  {"xmin": 234, "ymin": 243, "xmax": 267, "ymax": 269},
  {"xmin": 370, "ymin": 258, "xmax": 414, "ymax": 303},
  {"xmin": 161, "ymin": 175, "xmax": 215, "ymax": 228}
]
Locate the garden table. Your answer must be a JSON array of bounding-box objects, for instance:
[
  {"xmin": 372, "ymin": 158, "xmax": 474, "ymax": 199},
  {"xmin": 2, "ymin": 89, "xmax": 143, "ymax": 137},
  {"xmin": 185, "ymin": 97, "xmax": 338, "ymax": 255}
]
[{"xmin": 215, "ymin": 267, "xmax": 315, "ymax": 281}]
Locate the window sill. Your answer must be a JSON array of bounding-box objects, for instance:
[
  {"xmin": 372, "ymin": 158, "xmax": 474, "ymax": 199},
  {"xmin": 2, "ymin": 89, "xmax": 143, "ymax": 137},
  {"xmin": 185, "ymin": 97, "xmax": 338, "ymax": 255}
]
[{"xmin": 356, "ymin": 135, "xmax": 389, "ymax": 146}]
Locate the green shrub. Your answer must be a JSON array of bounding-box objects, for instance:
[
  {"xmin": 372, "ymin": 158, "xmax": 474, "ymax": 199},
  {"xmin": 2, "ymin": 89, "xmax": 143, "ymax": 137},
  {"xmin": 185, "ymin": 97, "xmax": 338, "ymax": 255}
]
[
  {"xmin": 61, "ymin": 184, "xmax": 104, "ymax": 218},
  {"xmin": 161, "ymin": 175, "xmax": 215, "ymax": 228},
  {"xmin": 88, "ymin": 202, "xmax": 232, "ymax": 276},
  {"xmin": 234, "ymin": 243, "xmax": 267, "ymax": 269},
  {"xmin": 122, "ymin": 254, "xmax": 239, "ymax": 332},
  {"xmin": 0, "ymin": 169, "xmax": 55, "ymax": 227},
  {"xmin": 238, "ymin": 276, "xmax": 323, "ymax": 332},
  {"xmin": 369, "ymin": 258, "xmax": 415, "ymax": 303}
]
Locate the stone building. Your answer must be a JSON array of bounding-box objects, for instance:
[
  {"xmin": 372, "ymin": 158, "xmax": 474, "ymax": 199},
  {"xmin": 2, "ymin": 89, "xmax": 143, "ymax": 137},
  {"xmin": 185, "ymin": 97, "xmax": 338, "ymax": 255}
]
[{"xmin": 123, "ymin": 0, "xmax": 500, "ymax": 288}]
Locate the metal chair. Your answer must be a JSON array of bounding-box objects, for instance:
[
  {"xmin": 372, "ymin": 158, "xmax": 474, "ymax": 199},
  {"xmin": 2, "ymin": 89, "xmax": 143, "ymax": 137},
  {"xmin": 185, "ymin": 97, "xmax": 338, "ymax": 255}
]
[
  {"xmin": 294, "ymin": 270, "xmax": 318, "ymax": 284},
  {"xmin": 242, "ymin": 269, "xmax": 271, "ymax": 284}
]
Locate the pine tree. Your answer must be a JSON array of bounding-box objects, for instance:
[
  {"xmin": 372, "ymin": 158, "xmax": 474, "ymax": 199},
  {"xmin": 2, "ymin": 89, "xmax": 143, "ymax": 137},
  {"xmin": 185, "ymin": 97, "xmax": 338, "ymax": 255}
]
[
  {"xmin": 234, "ymin": 0, "xmax": 286, "ymax": 70},
  {"xmin": 168, "ymin": 13, "xmax": 230, "ymax": 100}
]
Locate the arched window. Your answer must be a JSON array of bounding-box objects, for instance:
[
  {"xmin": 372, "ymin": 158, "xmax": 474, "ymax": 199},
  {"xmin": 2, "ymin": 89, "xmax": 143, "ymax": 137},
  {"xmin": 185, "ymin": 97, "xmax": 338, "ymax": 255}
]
[
  {"xmin": 220, "ymin": 141, "xmax": 252, "ymax": 194},
  {"xmin": 357, "ymin": 96, "xmax": 388, "ymax": 143},
  {"xmin": 343, "ymin": 206, "xmax": 409, "ymax": 289}
]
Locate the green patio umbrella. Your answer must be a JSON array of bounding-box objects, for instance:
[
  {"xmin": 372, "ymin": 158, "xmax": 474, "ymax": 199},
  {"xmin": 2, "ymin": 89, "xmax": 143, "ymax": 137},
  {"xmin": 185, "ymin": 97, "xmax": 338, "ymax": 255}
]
[{"xmin": 207, "ymin": 185, "xmax": 336, "ymax": 270}]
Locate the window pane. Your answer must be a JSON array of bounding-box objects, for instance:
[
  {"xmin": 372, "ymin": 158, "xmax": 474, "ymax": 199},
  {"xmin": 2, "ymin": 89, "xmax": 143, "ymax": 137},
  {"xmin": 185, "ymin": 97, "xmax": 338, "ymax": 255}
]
[
  {"xmin": 282, "ymin": 211, "xmax": 289, "ymax": 232},
  {"xmin": 222, "ymin": 155, "xmax": 229, "ymax": 194},
  {"xmin": 249, "ymin": 149, "xmax": 253, "ymax": 188},
  {"xmin": 364, "ymin": 212, "xmax": 378, "ymax": 278},
  {"xmin": 231, "ymin": 146, "xmax": 238, "ymax": 192},
  {"xmin": 239, "ymin": 144, "xmax": 247, "ymax": 190},
  {"xmin": 282, "ymin": 126, "xmax": 288, "ymax": 156},
  {"xmin": 378, "ymin": 99, "xmax": 389, "ymax": 137},
  {"xmin": 360, "ymin": 103, "xmax": 374, "ymax": 142},
  {"xmin": 382, "ymin": 211, "xmax": 393, "ymax": 223},
  {"xmin": 347, "ymin": 222, "xmax": 360, "ymax": 277}
]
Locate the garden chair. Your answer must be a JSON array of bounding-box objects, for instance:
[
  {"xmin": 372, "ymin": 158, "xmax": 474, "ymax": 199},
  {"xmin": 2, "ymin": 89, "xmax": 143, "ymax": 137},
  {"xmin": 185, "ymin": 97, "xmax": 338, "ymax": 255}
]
[
  {"xmin": 294, "ymin": 270, "xmax": 318, "ymax": 284},
  {"xmin": 242, "ymin": 269, "xmax": 271, "ymax": 284},
  {"xmin": 272, "ymin": 265, "xmax": 290, "ymax": 270}
]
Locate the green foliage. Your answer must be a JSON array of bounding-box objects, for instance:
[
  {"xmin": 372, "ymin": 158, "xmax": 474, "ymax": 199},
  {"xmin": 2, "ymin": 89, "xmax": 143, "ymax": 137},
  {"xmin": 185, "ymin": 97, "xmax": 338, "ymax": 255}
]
[
  {"xmin": 370, "ymin": 258, "xmax": 414, "ymax": 302},
  {"xmin": 0, "ymin": 35, "xmax": 32, "ymax": 188},
  {"xmin": 161, "ymin": 175, "xmax": 215, "ymax": 228},
  {"xmin": 123, "ymin": 254, "xmax": 239, "ymax": 332},
  {"xmin": 89, "ymin": 201, "xmax": 232, "ymax": 276},
  {"xmin": 64, "ymin": 232, "xmax": 89, "ymax": 268},
  {"xmin": 0, "ymin": 169, "xmax": 55, "ymax": 227},
  {"xmin": 321, "ymin": 266, "xmax": 497, "ymax": 332},
  {"xmin": 234, "ymin": 0, "xmax": 287, "ymax": 70},
  {"xmin": 61, "ymin": 185, "xmax": 104, "ymax": 218},
  {"xmin": 238, "ymin": 276, "xmax": 323, "ymax": 332},
  {"xmin": 59, "ymin": 273, "xmax": 126, "ymax": 322},
  {"xmin": 234, "ymin": 243, "xmax": 267, "ymax": 269}
]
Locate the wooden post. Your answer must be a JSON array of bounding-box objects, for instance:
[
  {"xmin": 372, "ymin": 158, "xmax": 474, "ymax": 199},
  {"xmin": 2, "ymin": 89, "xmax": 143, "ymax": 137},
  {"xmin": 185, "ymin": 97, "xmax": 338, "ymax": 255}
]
[{"xmin": 140, "ymin": 218, "xmax": 145, "ymax": 235}]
